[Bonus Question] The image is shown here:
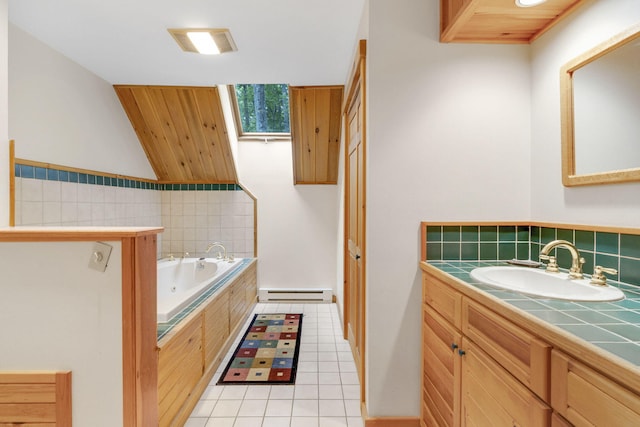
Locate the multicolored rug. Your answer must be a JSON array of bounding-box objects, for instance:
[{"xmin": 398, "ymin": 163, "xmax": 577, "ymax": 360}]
[{"xmin": 217, "ymin": 313, "xmax": 303, "ymax": 385}]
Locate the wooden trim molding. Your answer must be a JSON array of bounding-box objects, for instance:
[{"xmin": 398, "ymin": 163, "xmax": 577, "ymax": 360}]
[
  {"xmin": 0, "ymin": 371, "xmax": 72, "ymax": 426},
  {"xmin": 15, "ymin": 157, "xmax": 158, "ymax": 184},
  {"xmin": 365, "ymin": 417, "xmax": 420, "ymax": 427},
  {"xmin": 9, "ymin": 140, "xmax": 15, "ymax": 226}
]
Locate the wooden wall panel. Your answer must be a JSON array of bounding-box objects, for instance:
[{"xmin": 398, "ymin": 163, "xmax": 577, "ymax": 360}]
[
  {"xmin": 114, "ymin": 85, "xmax": 237, "ymax": 183},
  {"xmin": 290, "ymin": 86, "xmax": 344, "ymax": 185},
  {"xmin": 0, "ymin": 371, "xmax": 71, "ymax": 426}
]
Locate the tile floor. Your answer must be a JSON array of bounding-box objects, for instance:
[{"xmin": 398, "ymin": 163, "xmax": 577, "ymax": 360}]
[{"xmin": 184, "ymin": 303, "xmax": 363, "ymax": 427}]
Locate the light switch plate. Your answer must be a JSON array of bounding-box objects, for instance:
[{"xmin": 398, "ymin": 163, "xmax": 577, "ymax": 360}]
[{"xmin": 89, "ymin": 242, "xmax": 112, "ymax": 272}]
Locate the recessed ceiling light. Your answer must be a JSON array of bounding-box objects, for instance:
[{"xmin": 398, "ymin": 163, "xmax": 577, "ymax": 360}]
[
  {"xmin": 168, "ymin": 28, "xmax": 238, "ymax": 55},
  {"xmin": 515, "ymin": 0, "xmax": 547, "ymax": 7},
  {"xmin": 187, "ymin": 31, "xmax": 220, "ymax": 55}
]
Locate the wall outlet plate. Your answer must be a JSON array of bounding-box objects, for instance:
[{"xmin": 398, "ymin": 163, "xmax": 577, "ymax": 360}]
[{"xmin": 89, "ymin": 242, "xmax": 112, "ymax": 272}]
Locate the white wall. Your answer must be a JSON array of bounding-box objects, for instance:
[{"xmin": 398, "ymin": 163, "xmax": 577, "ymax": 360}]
[
  {"xmin": 8, "ymin": 25, "xmax": 155, "ymax": 179},
  {"xmin": 365, "ymin": 0, "xmax": 531, "ymax": 416},
  {"xmin": 0, "ymin": 240, "xmax": 123, "ymax": 427},
  {"xmin": 530, "ymin": 0, "xmax": 640, "ymax": 226},
  {"xmin": 0, "ymin": 0, "xmax": 8, "ymax": 226},
  {"xmin": 237, "ymin": 140, "xmax": 339, "ymax": 292}
]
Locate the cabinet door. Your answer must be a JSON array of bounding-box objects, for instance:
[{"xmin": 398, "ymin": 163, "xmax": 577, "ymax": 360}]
[
  {"xmin": 461, "ymin": 339, "xmax": 551, "ymax": 427},
  {"xmin": 423, "ymin": 272, "xmax": 462, "ymax": 329},
  {"xmin": 551, "ymin": 350, "xmax": 640, "ymax": 426},
  {"xmin": 462, "ymin": 299, "xmax": 550, "ymax": 401},
  {"xmin": 423, "ymin": 305, "xmax": 462, "ymax": 427}
]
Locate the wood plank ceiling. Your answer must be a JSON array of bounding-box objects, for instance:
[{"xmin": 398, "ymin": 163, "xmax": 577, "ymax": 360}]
[
  {"xmin": 114, "ymin": 85, "xmax": 237, "ymax": 183},
  {"xmin": 441, "ymin": 0, "xmax": 586, "ymax": 44}
]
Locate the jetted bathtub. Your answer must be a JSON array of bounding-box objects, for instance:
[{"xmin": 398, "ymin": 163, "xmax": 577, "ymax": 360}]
[{"xmin": 157, "ymin": 257, "xmax": 244, "ymax": 322}]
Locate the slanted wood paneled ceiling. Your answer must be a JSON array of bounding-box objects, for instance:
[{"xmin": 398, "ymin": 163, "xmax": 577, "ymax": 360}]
[{"xmin": 114, "ymin": 85, "xmax": 237, "ymax": 183}]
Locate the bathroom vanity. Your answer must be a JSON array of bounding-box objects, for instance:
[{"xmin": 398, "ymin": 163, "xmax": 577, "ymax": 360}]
[{"xmin": 421, "ymin": 261, "xmax": 640, "ymax": 427}]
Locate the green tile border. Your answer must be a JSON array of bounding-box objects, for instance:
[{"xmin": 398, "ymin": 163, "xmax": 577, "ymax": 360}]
[
  {"xmin": 424, "ymin": 224, "xmax": 640, "ymax": 288},
  {"xmin": 15, "ymin": 162, "xmax": 244, "ymax": 192}
]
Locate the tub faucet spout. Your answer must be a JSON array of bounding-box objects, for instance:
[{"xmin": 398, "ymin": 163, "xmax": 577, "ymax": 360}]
[
  {"xmin": 540, "ymin": 240, "xmax": 585, "ymax": 279},
  {"xmin": 205, "ymin": 242, "xmax": 227, "ymax": 260}
]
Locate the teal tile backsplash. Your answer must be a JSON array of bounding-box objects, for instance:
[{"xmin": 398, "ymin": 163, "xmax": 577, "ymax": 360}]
[{"xmin": 425, "ymin": 223, "xmax": 640, "ymax": 288}]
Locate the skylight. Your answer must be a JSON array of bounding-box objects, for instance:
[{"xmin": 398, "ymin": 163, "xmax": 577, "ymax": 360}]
[{"xmin": 230, "ymin": 84, "xmax": 291, "ymax": 139}]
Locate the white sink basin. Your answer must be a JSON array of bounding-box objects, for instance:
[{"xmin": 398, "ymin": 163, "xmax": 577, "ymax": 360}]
[{"xmin": 470, "ymin": 266, "xmax": 625, "ymax": 302}]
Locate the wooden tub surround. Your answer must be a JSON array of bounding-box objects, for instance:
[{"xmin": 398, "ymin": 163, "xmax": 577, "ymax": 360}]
[
  {"xmin": 158, "ymin": 259, "xmax": 257, "ymax": 427},
  {"xmin": 0, "ymin": 371, "xmax": 71, "ymax": 426}
]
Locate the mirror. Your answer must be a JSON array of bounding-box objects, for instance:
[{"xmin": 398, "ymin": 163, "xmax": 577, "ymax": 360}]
[{"xmin": 561, "ymin": 23, "xmax": 640, "ymax": 186}]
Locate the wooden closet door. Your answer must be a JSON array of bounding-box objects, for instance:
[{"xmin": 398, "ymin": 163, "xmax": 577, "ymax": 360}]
[{"xmin": 344, "ymin": 40, "xmax": 367, "ymax": 404}]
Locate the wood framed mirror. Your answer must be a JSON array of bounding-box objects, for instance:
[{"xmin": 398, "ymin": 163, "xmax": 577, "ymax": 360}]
[{"xmin": 560, "ymin": 23, "xmax": 640, "ymax": 186}]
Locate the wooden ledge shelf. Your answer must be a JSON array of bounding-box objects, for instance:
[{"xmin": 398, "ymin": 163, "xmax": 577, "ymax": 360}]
[{"xmin": 0, "ymin": 226, "xmax": 163, "ymax": 242}]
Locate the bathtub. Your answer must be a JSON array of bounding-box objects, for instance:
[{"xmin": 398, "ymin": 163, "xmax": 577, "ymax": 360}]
[{"xmin": 157, "ymin": 257, "xmax": 245, "ymax": 322}]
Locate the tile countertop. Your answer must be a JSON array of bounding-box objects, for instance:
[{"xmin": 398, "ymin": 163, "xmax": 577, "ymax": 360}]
[{"xmin": 425, "ymin": 260, "xmax": 640, "ymax": 367}]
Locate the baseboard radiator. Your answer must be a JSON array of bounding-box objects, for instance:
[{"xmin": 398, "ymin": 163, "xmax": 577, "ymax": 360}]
[{"xmin": 258, "ymin": 288, "xmax": 332, "ymax": 303}]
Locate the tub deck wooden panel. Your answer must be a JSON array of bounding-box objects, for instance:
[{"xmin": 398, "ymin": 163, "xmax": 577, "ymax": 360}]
[{"xmin": 157, "ymin": 260, "xmax": 257, "ymax": 427}]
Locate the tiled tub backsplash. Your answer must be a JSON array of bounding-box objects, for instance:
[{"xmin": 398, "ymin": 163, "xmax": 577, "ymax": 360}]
[
  {"xmin": 424, "ymin": 223, "xmax": 640, "ymax": 288},
  {"xmin": 14, "ymin": 163, "xmax": 256, "ymax": 259}
]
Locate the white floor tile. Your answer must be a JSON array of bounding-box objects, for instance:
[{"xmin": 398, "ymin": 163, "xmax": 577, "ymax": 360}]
[
  {"xmin": 318, "ymin": 361, "xmax": 340, "ymax": 373},
  {"xmin": 339, "ymin": 372, "xmax": 359, "ymax": 385},
  {"xmin": 344, "ymin": 400, "xmax": 361, "ymax": 417},
  {"xmin": 220, "ymin": 386, "xmax": 247, "ymax": 400},
  {"xmin": 298, "ymin": 361, "xmax": 319, "ymax": 372},
  {"xmin": 245, "ymin": 385, "xmax": 271, "ymax": 400},
  {"xmin": 295, "ymin": 372, "xmax": 319, "ymax": 385},
  {"xmin": 269, "ymin": 385, "xmax": 294, "ymax": 400},
  {"xmin": 191, "ymin": 400, "xmax": 216, "ymax": 417},
  {"xmin": 292, "ymin": 399, "xmax": 319, "ymax": 417},
  {"xmin": 319, "ymin": 400, "xmax": 346, "ymax": 417},
  {"xmin": 187, "ymin": 303, "xmax": 362, "ymax": 427},
  {"xmin": 291, "ymin": 417, "xmax": 320, "ymax": 427},
  {"xmin": 264, "ymin": 399, "xmax": 293, "ymax": 417},
  {"xmin": 204, "ymin": 417, "xmax": 235, "ymax": 427},
  {"xmin": 319, "ymin": 416, "xmax": 348, "ymax": 427},
  {"xmin": 262, "ymin": 416, "xmax": 292, "ymax": 427},
  {"xmin": 319, "ymin": 385, "xmax": 343, "ymax": 400},
  {"xmin": 341, "ymin": 385, "xmax": 360, "ymax": 400},
  {"xmin": 233, "ymin": 418, "xmax": 263, "ymax": 427},
  {"xmin": 318, "ymin": 352, "xmax": 338, "ymax": 362},
  {"xmin": 211, "ymin": 400, "xmax": 242, "ymax": 417},
  {"xmin": 201, "ymin": 385, "xmax": 224, "ymax": 400},
  {"xmin": 318, "ymin": 373, "xmax": 341, "ymax": 385},
  {"xmin": 295, "ymin": 385, "xmax": 319, "ymax": 399},
  {"xmin": 184, "ymin": 418, "xmax": 208, "ymax": 427},
  {"xmin": 237, "ymin": 399, "xmax": 267, "ymax": 417}
]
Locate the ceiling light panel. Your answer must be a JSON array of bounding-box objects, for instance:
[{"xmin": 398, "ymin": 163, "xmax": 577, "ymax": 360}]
[{"xmin": 168, "ymin": 28, "xmax": 237, "ymax": 54}]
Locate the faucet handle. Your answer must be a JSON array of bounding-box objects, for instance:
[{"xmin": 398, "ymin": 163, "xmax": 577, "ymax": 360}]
[
  {"xmin": 590, "ymin": 265, "xmax": 618, "ymax": 286},
  {"xmin": 539, "ymin": 254, "xmax": 559, "ymax": 273}
]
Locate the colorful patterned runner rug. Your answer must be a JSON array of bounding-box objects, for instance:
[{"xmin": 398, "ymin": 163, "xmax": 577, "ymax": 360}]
[{"xmin": 217, "ymin": 313, "xmax": 303, "ymax": 385}]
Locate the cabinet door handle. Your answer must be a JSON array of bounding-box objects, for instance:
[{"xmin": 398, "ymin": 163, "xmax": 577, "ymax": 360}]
[
  {"xmin": 458, "ymin": 349, "xmax": 466, "ymax": 357},
  {"xmin": 451, "ymin": 343, "xmax": 458, "ymax": 350}
]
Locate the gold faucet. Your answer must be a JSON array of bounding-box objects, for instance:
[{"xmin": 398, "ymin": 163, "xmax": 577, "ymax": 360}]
[
  {"xmin": 205, "ymin": 242, "xmax": 227, "ymax": 260},
  {"xmin": 539, "ymin": 240, "xmax": 585, "ymax": 279}
]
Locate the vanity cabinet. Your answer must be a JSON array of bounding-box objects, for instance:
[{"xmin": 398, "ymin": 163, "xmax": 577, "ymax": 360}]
[
  {"xmin": 422, "ymin": 271, "xmax": 551, "ymax": 426},
  {"xmin": 422, "ymin": 264, "xmax": 640, "ymax": 427},
  {"xmin": 551, "ymin": 350, "xmax": 640, "ymax": 426}
]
